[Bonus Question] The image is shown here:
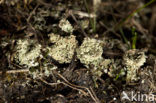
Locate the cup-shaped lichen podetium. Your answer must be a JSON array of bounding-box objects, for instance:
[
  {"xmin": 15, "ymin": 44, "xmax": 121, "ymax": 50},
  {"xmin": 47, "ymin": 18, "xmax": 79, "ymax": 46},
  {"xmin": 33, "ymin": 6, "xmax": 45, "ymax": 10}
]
[
  {"xmin": 123, "ymin": 49, "xmax": 146, "ymax": 82},
  {"xmin": 48, "ymin": 33, "xmax": 78, "ymax": 64}
]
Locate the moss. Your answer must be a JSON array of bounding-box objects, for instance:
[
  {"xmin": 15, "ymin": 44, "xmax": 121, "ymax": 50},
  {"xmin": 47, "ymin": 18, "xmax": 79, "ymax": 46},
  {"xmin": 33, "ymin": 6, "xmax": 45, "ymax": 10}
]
[
  {"xmin": 14, "ymin": 39, "xmax": 42, "ymax": 68},
  {"xmin": 48, "ymin": 33, "xmax": 78, "ymax": 63}
]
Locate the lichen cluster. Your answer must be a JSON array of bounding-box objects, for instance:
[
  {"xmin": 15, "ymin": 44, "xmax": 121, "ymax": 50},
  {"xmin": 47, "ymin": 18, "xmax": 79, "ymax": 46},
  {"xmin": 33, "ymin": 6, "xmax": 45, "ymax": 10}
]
[
  {"xmin": 48, "ymin": 33, "xmax": 78, "ymax": 63},
  {"xmin": 13, "ymin": 35, "xmax": 146, "ymax": 83},
  {"xmin": 123, "ymin": 49, "xmax": 146, "ymax": 82},
  {"xmin": 76, "ymin": 37, "xmax": 146, "ymax": 82},
  {"xmin": 76, "ymin": 37, "xmax": 112, "ymax": 77},
  {"xmin": 0, "ymin": 0, "xmax": 19, "ymax": 6},
  {"xmin": 32, "ymin": 7, "xmax": 51, "ymax": 31},
  {"xmin": 59, "ymin": 19, "xmax": 74, "ymax": 33},
  {"xmin": 76, "ymin": 37, "xmax": 103, "ymax": 66},
  {"xmin": 14, "ymin": 39, "xmax": 42, "ymax": 68}
]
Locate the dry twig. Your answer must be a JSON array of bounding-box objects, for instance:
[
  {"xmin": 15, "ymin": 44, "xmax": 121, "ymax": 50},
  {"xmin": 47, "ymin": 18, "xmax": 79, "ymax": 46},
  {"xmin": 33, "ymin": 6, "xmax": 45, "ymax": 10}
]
[
  {"xmin": 0, "ymin": 69, "xmax": 29, "ymax": 75},
  {"xmin": 68, "ymin": 10, "xmax": 88, "ymax": 37},
  {"xmin": 55, "ymin": 71, "xmax": 100, "ymax": 103}
]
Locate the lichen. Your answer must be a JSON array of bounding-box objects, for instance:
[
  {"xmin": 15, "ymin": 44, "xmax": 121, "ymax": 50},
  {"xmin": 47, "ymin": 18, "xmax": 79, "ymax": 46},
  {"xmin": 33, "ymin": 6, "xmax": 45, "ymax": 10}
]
[
  {"xmin": 76, "ymin": 37, "xmax": 103, "ymax": 66},
  {"xmin": 123, "ymin": 49, "xmax": 146, "ymax": 82},
  {"xmin": 77, "ymin": 37, "xmax": 108, "ymax": 78},
  {"xmin": 80, "ymin": 19, "xmax": 89, "ymax": 29},
  {"xmin": 59, "ymin": 19, "xmax": 74, "ymax": 33},
  {"xmin": 2, "ymin": 0, "xmax": 19, "ymax": 6},
  {"xmin": 76, "ymin": 37, "xmax": 127, "ymax": 80},
  {"xmin": 48, "ymin": 33, "xmax": 78, "ymax": 63},
  {"xmin": 91, "ymin": 59, "xmax": 112, "ymax": 77},
  {"xmin": 14, "ymin": 39, "xmax": 42, "ymax": 68},
  {"xmin": 32, "ymin": 7, "xmax": 53, "ymax": 31},
  {"xmin": 29, "ymin": 61, "xmax": 57, "ymax": 79},
  {"xmin": 107, "ymin": 59, "xmax": 125, "ymax": 78}
]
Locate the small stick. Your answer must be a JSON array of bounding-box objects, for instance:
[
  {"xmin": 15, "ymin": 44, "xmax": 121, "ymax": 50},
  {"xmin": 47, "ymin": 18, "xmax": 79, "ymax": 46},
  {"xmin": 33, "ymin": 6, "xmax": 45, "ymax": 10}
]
[
  {"xmin": 89, "ymin": 86, "xmax": 100, "ymax": 103},
  {"xmin": 69, "ymin": 10, "xmax": 88, "ymax": 37},
  {"xmin": 72, "ymin": 10, "xmax": 96, "ymax": 18},
  {"xmin": 39, "ymin": 77, "xmax": 88, "ymax": 96},
  {"xmin": 0, "ymin": 69, "xmax": 29, "ymax": 75},
  {"xmin": 27, "ymin": 4, "xmax": 39, "ymax": 22},
  {"xmin": 55, "ymin": 71, "xmax": 99, "ymax": 103}
]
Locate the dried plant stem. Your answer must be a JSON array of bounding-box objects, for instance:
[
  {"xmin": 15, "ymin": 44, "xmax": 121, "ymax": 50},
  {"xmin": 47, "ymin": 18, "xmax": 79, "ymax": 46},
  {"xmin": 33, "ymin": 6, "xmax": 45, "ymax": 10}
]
[
  {"xmin": 0, "ymin": 69, "xmax": 29, "ymax": 75},
  {"xmin": 55, "ymin": 71, "xmax": 100, "ymax": 103},
  {"xmin": 69, "ymin": 10, "xmax": 88, "ymax": 37}
]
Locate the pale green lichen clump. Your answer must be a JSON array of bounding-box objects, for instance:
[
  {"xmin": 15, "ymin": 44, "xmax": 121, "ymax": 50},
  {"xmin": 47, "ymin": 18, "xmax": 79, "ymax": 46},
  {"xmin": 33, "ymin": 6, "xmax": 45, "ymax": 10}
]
[
  {"xmin": 59, "ymin": 19, "xmax": 74, "ymax": 33},
  {"xmin": 76, "ymin": 37, "xmax": 108, "ymax": 77},
  {"xmin": 76, "ymin": 37, "xmax": 126, "ymax": 79},
  {"xmin": 123, "ymin": 49, "xmax": 146, "ymax": 82},
  {"xmin": 14, "ymin": 39, "xmax": 42, "ymax": 68},
  {"xmin": 48, "ymin": 33, "xmax": 78, "ymax": 63},
  {"xmin": 77, "ymin": 37, "xmax": 103, "ymax": 66}
]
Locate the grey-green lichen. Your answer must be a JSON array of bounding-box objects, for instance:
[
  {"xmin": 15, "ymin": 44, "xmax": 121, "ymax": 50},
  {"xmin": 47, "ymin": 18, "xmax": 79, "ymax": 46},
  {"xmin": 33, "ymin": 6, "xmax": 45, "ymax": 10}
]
[
  {"xmin": 1, "ymin": 0, "xmax": 19, "ymax": 6},
  {"xmin": 76, "ymin": 37, "xmax": 127, "ymax": 80},
  {"xmin": 29, "ymin": 61, "xmax": 57, "ymax": 79},
  {"xmin": 59, "ymin": 19, "xmax": 74, "ymax": 33},
  {"xmin": 32, "ymin": 7, "xmax": 55, "ymax": 32},
  {"xmin": 123, "ymin": 49, "xmax": 146, "ymax": 82},
  {"xmin": 80, "ymin": 19, "xmax": 89, "ymax": 29},
  {"xmin": 76, "ymin": 37, "xmax": 103, "ymax": 66},
  {"xmin": 107, "ymin": 59, "xmax": 125, "ymax": 78},
  {"xmin": 13, "ymin": 35, "xmax": 146, "ymax": 83},
  {"xmin": 48, "ymin": 33, "xmax": 78, "ymax": 63},
  {"xmin": 91, "ymin": 59, "xmax": 112, "ymax": 77},
  {"xmin": 76, "ymin": 37, "xmax": 108, "ymax": 77},
  {"xmin": 14, "ymin": 39, "xmax": 42, "ymax": 68}
]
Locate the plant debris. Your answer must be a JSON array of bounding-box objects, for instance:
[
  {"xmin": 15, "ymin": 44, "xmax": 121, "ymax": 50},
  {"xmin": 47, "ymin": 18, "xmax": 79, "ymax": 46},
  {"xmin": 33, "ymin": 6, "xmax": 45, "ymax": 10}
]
[{"xmin": 0, "ymin": 0, "xmax": 156, "ymax": 103}]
